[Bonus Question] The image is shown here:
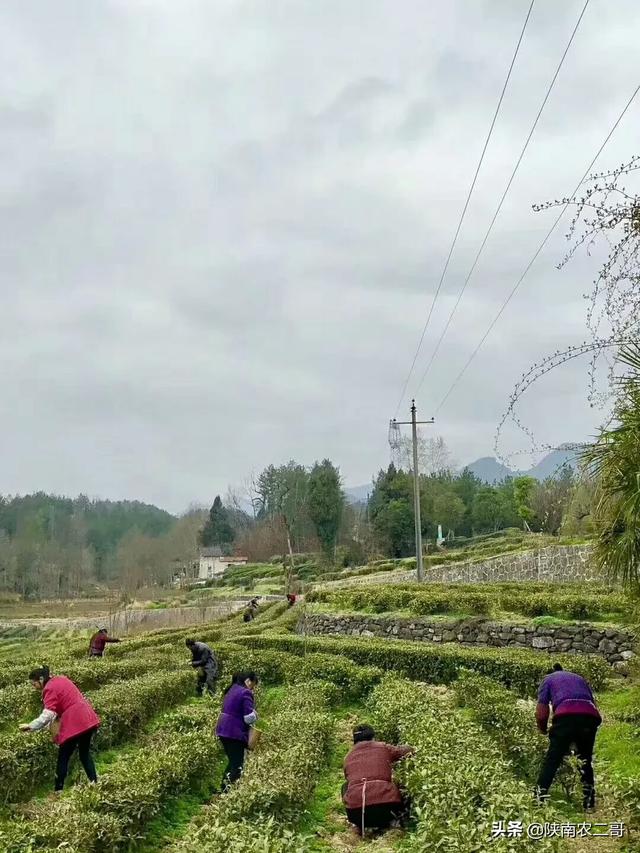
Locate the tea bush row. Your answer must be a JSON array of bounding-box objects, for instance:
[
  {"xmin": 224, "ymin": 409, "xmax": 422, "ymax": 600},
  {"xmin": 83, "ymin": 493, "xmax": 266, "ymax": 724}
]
[
  {"xmin": 0, "ymin": 619, "xmax": 218, "ymax": 670},
  {"xmin": 232, "ymin": 604, "xmax": 300, "ymax": 637},
  {"xmin": 0, "ymin": 669, "xmax": 194, "ymax": 802},
  {"xmin": 165, "ymin": 819, "xmax": 308, "ymax": 853},
  {"xmin": 454, "ymin": 670, "xmax": 586, "ymax": 802},
  {"xmin": 0, "ymin": 687, "xmax": 333, "ymax": 853},
  {"xmin": 308, "ymin": 586, "xmax": 492, "ymax": 616},
  {"xmin": 0, "ymin": 640, "xmax": 377, "ymax": 801},
  {"xmin": 372, "ymin": 580, "xmax": 615, "ymax": 595},
  {"xmin": 0, "ymin": 615, "xmax": 229, "ymax": 676},
  {"xmin": 453, "ymin": 672, "xmax": 555, "ymax": 776},
  {"xmin": 234, "ymin": 634, "xmax": 610, "ymax": 695},
  {"xmin": 1, "ymin": 634, "xmax": 195, "ymax": 687},
  {"xmin": 308, "ymin": 585, "xmax": 628, "ymax": 621},
  {"xmin": 370, "ymin": 675, "xmax": 563, "ymax": 852},
  {"xmin": 0, "ymin": 638, "xmax": 376, "ymax": 763},
  {"xmin": 0, "ymin": 703, "xmax": 219, "ymax": 852},
  {"xmin": 227, "ymin": 601, "xmax": 290, "ymax": 635},
  {"xmin": 455, "ymin": 673, "xmax": 640, "ymax": 817},
  {"xmin": 107, "ymin": 626, "xmax": 223, "ymax": 657},
  {"xmin": 0, "ymin": 652, "xmax": 184, "ymax": 727},
  {"xmin": 167, "ymin": 690, "xmax": 334, "ymax": 852},
  {"xmin": 0, "ymin": 635, "xmax": 89, "ymax": 667},
  {"xmin": 218, "ymin": 643, "xmax": 381, "ymax": 702}
]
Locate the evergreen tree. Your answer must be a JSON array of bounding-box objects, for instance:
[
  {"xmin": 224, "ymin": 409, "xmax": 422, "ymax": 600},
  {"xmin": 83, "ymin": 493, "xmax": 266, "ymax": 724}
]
[
  {"xmin": 374, "ymin": 499, "xmax": 414, "ymax": 557},
  {"xmin": 199, "ymin": 496, "xmax": 235, "ymax": 549},
  {"xmin": 472, "ymin": 487, "xmax": 504, "ymax": 532},
  {"xmin": 513, "ymin": 476, "xmax": 537, "ymax": 530},
  {"xmin": 308, "ymin": 460, "xmax": 345, "ymax": 562},
  {"xmin": 369, "ymin": 465, "xmax": 414, "ymax": 557}
]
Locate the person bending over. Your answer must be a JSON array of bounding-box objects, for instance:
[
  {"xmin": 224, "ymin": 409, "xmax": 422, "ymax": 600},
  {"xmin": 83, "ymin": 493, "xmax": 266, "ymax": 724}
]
[
  {"xmin": 89, "ymin": 627, "xmax": 120, "ymax": 658},
  {"xmin": 342, "ymin": 724, "xmax": 414, "ymax": 836},
  {"xmin": 185, "ymin": 638, "xmax": 220, "ymax": 697},
  {"xmin": 19, "ymin": 665, "xmax": 100, "ymax": 791},
  {"xmin": 535, "ymin": 663, "xmax": 601, "ymax": 810}
]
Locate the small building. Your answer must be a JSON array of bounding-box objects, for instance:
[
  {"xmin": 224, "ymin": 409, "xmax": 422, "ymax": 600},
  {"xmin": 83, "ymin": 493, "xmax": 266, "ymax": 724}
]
[
  {"xmin": 171, "ymin": 557, "xmax": 200, "ymax": 588},
  {"xmin": 198, "ymin": 547, "xmax": 248, "ymax": 580}
]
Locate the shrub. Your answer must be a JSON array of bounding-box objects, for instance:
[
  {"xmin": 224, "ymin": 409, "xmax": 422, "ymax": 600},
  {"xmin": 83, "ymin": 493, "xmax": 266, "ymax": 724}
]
[
  {"xmin": 0, "ymin": 669, "xmax": 195, "ymax": 803},
  {"xmin": 229, "ymin": 601, "xmax": 290, "ymax": 635},
  {"xmin": 453, "ymin": 670, "xmax": 544, "ymax": 778},
  {"xmin": 0, "ymin": 704, "xmax": 220, "ymax": 852},
  {"xmin": 307, "ymin": 583, "xmax": 628, "ymax": 622},
  {"xmin": 497, "ymin": 591, "xmax": 628, "ymax": 620},
  {"xmin": 216, "ymin": 643, "xmax": 382, "ymax": 701},
  {"xmin": 452, "ymin": 669, "xmax": 578, "ymax": 796},
  {"xmin": 370, "ymin": 675, "xmax": 563, "ymax": 852},
  {"xmin": 164, "ymin": 819, "xmax": 309, "ymax": 853},
  {"xmin": 0, "ymin": 654, "xmax": 182, "ymax": 727},
  {"xmin": 107, "ymin": 628, "xmax": 222, "ymax": 657},
  {"xmin": 167, "ymin": 690, "xmax": 333, "ymax": 852},
  {"xmin": 233, "ymin": 634, "xmax": 610, "ymax": 696},
  {"xmin": 0, "ymin": 685, "xmax": 334, "ymax": 853}
]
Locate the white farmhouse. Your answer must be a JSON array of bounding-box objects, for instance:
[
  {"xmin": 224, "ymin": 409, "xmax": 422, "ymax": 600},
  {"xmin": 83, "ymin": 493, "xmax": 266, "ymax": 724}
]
[{"xmin": 198, "ymin": 547, "xmax": 248, "ymax": 580}]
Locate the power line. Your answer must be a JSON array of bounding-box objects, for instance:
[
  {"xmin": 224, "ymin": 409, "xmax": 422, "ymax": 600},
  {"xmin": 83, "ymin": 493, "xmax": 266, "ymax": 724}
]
[
  {"xmin": 414, "ymin": 0, "xmax": 590, "ymax": 396},
  {"xmin": 434, "ymin": 82, "xmax": 640, "ymax": 417},
  {"xmin": 392, "ymin": 0, "xmax": 536, "ymax": 417}
]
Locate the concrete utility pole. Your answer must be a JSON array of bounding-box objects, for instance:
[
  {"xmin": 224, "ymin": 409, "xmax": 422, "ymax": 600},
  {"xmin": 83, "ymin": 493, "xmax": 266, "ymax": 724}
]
[{"xmin": 389, "ymin": 400, "xmax": 434, "ymax": 582}]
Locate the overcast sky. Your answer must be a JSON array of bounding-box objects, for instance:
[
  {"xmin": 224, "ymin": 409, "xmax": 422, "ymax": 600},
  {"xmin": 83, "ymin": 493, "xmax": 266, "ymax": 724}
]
[{"xmin": 1, "ymin": 0, "xmax": 639, "ymax": 514}]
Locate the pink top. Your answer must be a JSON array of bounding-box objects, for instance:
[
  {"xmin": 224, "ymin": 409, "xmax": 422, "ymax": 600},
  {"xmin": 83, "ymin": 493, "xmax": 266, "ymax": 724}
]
[{"xmin": 43, "ymin": 676, "xmax": 101, "ymax": 744}]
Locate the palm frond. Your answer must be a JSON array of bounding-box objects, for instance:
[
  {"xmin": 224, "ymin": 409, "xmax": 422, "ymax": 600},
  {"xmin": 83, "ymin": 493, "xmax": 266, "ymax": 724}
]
[
  {"xmin": 618, "ymin": 340, "xmax": 640, "ymax": 377},
  {"xmin": 587, "ymin": 340, "xmax": 640, "ymax": 591}
]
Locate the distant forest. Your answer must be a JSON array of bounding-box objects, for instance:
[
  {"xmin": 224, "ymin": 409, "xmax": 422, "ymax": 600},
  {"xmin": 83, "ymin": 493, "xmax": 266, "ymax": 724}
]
[
  {"xmin": 0, "ymin": 443, "xmax": 595, "ymax": 600},
  {"xmin": 0, "ymin": 493, "xmax": 177, "ymax": 598}
]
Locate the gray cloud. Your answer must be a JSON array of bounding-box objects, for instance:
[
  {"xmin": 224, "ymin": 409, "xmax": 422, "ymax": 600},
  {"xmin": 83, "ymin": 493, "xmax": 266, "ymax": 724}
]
[{"xmin": 1, "ymin": 0, "xmax": 639, "ymax": 512}]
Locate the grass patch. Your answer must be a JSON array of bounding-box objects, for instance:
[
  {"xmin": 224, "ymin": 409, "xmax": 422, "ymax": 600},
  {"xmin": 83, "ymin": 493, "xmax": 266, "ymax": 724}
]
[
  {"xmin": 133, "ymin": 769, "xmax": 224, "ymax": 852},
  {"xmin": 598, "ymin": 721, "xmax": 640, "ymax": 778},
  {"xmin": 297, "ymin": 736, "xmax": 350, "ymax": 850},
  {"xmin": 295, "ymin": 702, "xmax": 365, "ymax": 851},
  {"xmin": 599, "ymin": 686, "xmax": 640, "ymax": 722}
]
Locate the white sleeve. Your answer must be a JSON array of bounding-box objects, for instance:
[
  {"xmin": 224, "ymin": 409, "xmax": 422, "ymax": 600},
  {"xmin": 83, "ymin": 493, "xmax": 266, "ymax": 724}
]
[
  {"xmin": 28, "ymin": 708, "xmax": 57, "ymax": 731},
  {"xmin": 243, "ymin": 710, "xmax": 258, "ymax": 725}
]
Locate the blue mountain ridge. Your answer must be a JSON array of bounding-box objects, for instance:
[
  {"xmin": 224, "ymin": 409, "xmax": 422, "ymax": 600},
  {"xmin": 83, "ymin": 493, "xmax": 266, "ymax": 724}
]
[{"xmin": 344, "ymin": 447, "xmax": 580, "ymax": 503}]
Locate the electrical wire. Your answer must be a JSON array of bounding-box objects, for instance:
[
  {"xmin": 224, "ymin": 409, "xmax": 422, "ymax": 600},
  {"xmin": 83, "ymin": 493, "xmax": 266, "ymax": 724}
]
[
  {"xmin": 433, "ymin": 82, "xmax": 640, "ymax": 417},
  {"xmin": 414, "ymin": 0, "xmax": 591, "ymax": 397},
  {"xmin": 392, "ymin": 0, "xmax": 536, "ymax": 417}
]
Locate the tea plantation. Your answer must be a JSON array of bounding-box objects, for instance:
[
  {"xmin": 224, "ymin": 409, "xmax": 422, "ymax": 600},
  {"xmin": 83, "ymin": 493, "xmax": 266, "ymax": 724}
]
[{"xmin": 0, "ymin": 583, "xmax": 638, "ymax": 852}]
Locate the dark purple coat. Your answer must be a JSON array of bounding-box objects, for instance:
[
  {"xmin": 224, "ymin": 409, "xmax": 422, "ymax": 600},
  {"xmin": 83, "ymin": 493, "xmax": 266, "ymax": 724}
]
[
  {"xmin": 536, "ymin": 670, "xmax": 601, "ymax": 730},
  {"xmin": 215, "ymin": 684, "xmax": 255, "ymax": 743}
]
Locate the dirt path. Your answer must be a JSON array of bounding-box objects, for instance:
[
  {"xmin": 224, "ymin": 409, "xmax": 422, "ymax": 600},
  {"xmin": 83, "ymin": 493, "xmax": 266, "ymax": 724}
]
[{"xmin": 299, "ymin": 708, "xmax": 411, "ymax": 853}]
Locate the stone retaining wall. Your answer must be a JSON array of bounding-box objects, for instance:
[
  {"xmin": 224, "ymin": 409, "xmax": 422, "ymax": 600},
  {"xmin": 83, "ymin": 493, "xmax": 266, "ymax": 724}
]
[
  {"xmin": 321, "ymin": 545, "xmax": 597, "ymax": 588},
  {"xmin": 298, "ymin": 613, "xmax": 636, "ymax": 665}
]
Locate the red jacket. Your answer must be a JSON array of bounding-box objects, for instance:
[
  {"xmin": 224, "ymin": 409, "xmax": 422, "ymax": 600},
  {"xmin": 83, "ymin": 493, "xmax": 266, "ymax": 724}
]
[
  {"xmin": 89, "ymin": 633, "xmax": 119, "ymax": 656},
  {"xmin": 43, "ymin": 676, "xmax": 101, "ymax": 745},
  {"xmin": 343, "ymin": 741, "xmax": 412, "ymax": 809}
]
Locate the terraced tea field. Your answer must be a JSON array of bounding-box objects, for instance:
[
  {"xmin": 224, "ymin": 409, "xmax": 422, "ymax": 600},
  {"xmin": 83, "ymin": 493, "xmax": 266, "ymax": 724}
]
[{"xmin": 0, "ymin": 587, "xmax": 637, "ymax": 852}]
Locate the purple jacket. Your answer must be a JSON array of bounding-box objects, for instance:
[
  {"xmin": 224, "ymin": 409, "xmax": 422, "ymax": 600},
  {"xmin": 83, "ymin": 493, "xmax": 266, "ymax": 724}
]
[
  {"xmin": 536, "ymin": 671, "xmax": 601, "ymax": 731},
  {"xmin": 215, "ymin": 684, "xmax": 256, "ymax": 743}
]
